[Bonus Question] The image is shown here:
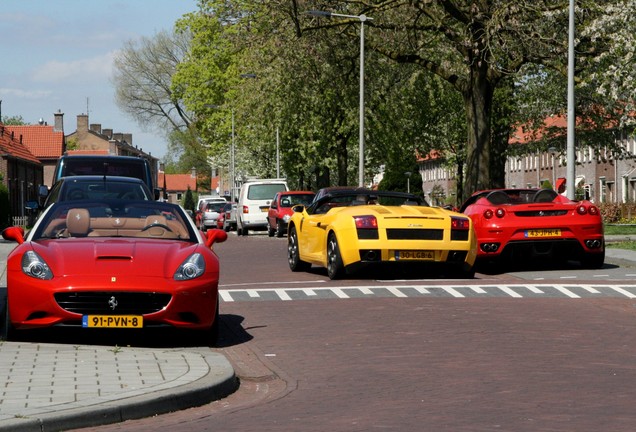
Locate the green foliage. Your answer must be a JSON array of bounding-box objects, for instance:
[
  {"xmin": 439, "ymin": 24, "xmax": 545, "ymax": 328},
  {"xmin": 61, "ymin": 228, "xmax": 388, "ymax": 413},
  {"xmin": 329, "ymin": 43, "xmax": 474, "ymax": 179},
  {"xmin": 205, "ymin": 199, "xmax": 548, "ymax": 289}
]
[
  {"xmin": 183, "ymin": 186, "xmax": 195, "ymax": 212},
  {"xmin": 1, "ymin": 115, "xmax": 26, "ymax": 125},
  {"xmin": 600, "ymin": 203, "xmax": 636, "ymax": 224},
  {"xmin": 66, "ymin": 137, "xmax": 79, "ymax": 151}
]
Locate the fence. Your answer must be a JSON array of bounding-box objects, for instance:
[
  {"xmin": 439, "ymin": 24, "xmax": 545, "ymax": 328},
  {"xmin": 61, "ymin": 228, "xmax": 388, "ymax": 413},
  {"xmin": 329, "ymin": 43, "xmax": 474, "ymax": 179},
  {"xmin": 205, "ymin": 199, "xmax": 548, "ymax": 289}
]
[{"xmin": 11, "ymin": 216, "xmax": 29, "ymax": 227}]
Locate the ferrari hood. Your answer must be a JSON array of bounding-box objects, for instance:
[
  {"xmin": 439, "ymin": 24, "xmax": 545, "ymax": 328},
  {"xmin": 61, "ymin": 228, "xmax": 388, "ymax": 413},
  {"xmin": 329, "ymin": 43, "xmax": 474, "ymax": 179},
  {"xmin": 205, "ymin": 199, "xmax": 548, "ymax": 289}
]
[{"xmin": 32, "ymin": 238, "xmax": 198, "ymax": 278}]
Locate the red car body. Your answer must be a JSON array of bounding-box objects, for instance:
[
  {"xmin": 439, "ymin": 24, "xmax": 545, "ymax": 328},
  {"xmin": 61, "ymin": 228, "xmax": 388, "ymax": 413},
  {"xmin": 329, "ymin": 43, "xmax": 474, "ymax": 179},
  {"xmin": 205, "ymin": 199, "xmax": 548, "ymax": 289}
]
[
  {"xmin": 1, "ymin": 199, "xmax": 227, "ymax": 344},
  {"xmin": 460, "ymin": 188, "xmax": 604, "ymax": 269},
  {"xmin": 267, "ymin": 191, "xmax": 315, "ymax": 237}
]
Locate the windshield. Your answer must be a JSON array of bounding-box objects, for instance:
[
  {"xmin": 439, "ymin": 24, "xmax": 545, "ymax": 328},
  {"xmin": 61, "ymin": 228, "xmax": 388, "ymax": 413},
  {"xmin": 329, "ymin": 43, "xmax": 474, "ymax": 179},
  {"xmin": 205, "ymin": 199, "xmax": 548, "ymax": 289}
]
[
  {"xmin": 61, "ymin": 179, "xmax": 151, "ymax": 201},
  {"xmin": 33, "ymin": 200, "xmax": 196, "ymax": 241}
]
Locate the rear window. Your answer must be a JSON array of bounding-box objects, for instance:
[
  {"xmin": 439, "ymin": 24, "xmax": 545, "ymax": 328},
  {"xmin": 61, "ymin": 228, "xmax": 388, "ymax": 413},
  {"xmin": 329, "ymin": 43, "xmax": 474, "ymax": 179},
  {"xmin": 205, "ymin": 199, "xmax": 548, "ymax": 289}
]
[
  {"xmin": 247, "ymin": 184, "xmax": 287, "ymax": 200},
  {"xmin": 205, "ymin": 202, "xmax": 226, "ymax": 212},
  {"xmin": 61, "ymin": 159, "xmax": 146, "ymax": 179}
]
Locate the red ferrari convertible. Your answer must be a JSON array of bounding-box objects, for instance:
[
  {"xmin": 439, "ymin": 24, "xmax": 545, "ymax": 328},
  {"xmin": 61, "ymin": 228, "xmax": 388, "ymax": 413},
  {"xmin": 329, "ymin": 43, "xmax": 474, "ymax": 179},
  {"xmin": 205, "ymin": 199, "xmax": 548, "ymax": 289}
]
[
  {"xmin": 1, "ymin": 199, "xmax": 227, "ymax": 344},
  {"xmin": 460, "ymin": 188, "xmax": 604, "ymax": 269}
]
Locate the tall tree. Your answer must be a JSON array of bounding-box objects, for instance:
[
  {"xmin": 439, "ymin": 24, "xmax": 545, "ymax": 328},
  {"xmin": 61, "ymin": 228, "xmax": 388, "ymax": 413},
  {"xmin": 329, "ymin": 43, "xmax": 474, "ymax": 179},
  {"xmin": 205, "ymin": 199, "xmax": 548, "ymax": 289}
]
[{"xmin": 298, "ymin": 0, "xmax": 607, "ymax": 200}]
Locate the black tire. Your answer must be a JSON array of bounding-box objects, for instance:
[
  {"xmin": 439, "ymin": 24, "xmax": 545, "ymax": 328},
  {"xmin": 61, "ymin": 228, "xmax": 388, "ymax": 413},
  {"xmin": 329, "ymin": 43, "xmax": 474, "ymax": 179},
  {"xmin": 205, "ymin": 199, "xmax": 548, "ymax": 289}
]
[
  {"xmin": 582, "ymin": 250, "xmax": 605, "ymax": 269},
  {"xmin": 326, "ymin": 233, "xmax": 345, "ymax": 280},
  {"xmin": 208, "ymin": 299, "xmax": 220, "ymax": 347},
  {"xmin": 267, "ymin": 222, "xmax": 275, "ymax": 237},
  {"xmin": 2, "ymin": 296, "xmax": 14, "ymax": 341},
  {"xmin": 288, "ymin": 226, "xmax": 311, "ymax": 272},
  {"xmin": 276, "ymin": 220, "xmax": 284, "ymax": 238}
]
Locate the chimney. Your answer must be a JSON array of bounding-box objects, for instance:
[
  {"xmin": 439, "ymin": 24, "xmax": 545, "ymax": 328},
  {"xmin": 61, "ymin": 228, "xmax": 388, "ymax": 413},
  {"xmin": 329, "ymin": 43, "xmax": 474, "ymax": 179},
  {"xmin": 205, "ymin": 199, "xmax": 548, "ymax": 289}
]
[
  {"xmin": 53, "ymin": 110, "xmax": 64, "ymax": 133},
  {"xmin": 112, "ymin": 133, "xmax": 124, "ymax": 142},
  {"xmin": 90, "ymin": 124, "xmax": 102, "ymax": 134},
  {"xmin": 123, "ymin": 133, "xmax": 133, "ymax": 145},
  {"xmin": 76, "ymin": 114, "xmax": 89, "ymax": 138},
  {"xmin": 102, "ymin": 128, "xmax": 113, "ymax": 139}
]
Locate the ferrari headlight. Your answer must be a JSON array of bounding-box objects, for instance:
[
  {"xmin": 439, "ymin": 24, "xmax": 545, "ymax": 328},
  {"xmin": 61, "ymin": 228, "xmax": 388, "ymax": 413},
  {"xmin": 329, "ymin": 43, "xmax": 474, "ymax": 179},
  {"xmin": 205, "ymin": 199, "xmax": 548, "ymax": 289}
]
[
  {"xmin": 21, "ymin": 251, "xmax": 53, "ymax": 280},
  {"xmin": 174, "ymin": 253, "xmax": 205, "ymax": 280}
]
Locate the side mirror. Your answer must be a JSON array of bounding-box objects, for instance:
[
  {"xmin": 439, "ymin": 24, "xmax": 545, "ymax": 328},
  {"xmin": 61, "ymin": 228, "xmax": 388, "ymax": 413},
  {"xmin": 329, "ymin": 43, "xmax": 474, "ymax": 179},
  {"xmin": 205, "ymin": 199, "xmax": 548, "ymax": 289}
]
[
  {"xmin": 2, "ymin": 226, "xmax": 26, "ymax": 244},
  {"xmin": 204, "ymin": 228, "xmax": 228, "ymax": 248},
  {"xmin": 291, "ymin": 204, "xmax": 305, "ymax": 213}
]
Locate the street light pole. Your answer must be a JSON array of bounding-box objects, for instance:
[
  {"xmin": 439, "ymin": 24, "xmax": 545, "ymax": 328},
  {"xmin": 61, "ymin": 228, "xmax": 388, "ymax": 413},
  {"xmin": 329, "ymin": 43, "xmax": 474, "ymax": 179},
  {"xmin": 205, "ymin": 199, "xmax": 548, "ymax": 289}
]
[
  {"xmin": 307, "ymin": 10, "xmax": 372, "ymax": 187},
  {"xmin": 231, "ymin": 109, "xmax": 235, "ymax": 202}
]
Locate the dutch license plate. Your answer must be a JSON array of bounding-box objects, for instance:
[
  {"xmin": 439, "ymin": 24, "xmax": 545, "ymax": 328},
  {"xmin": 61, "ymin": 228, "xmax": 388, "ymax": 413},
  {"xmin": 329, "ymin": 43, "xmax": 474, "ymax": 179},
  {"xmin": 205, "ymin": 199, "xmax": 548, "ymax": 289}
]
[
  {"xmin": 525, "ymin": 229, "xmax": 561, "ymax": 238},
  {"xmin": 82, "ymin": 315, "xmax": 143, "ymax": 328},
  {"xmin": 395, "ymin": 250, "xmax": 435, "ymax": 261},
  {"xmin": 261, "ymin": 208, "xmax": 269, "ymax": 212}
]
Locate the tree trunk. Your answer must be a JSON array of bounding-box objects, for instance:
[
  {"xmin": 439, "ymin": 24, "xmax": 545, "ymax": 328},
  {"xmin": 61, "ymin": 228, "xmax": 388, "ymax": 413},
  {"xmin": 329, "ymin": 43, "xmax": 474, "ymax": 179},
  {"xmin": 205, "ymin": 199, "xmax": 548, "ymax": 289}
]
[
  {"xmin": 461, "ymin": 67, "xmax": 494, "ymax": 202},
  {"xmin": 335, "ymin": 134, "xmax": 349, "ymax": 186}
]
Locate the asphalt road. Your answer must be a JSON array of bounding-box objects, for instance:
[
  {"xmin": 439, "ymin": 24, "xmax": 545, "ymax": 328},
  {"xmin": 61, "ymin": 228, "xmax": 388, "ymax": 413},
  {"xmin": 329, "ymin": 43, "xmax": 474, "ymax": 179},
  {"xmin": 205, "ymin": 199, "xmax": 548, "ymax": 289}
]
[{"xmin": 67, "ymin": 232, "xmax": 636, "ymax": 432}]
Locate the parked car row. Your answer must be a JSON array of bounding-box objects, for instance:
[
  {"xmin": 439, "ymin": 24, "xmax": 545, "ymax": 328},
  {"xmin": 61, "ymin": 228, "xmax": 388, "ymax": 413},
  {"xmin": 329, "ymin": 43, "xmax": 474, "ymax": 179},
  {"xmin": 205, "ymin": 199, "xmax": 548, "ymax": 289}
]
[{"xmin": 279, "ymin": 186, "xmax": 605, "ymax": 280}]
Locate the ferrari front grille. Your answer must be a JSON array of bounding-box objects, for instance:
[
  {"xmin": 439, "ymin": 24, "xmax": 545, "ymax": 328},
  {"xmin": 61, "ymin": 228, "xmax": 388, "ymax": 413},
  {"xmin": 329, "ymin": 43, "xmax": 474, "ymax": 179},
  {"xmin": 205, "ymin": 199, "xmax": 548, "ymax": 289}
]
[
  {"xmin": 386, "ymin": 228, "xmax": 443, "ymax": 240},
  {"xmin": 54, "ymin": 292, "xmax": 171, "ymax": 315},
  {"xmin": 514, "ymin": 210, "xmax": 568, "ymax": 217}
]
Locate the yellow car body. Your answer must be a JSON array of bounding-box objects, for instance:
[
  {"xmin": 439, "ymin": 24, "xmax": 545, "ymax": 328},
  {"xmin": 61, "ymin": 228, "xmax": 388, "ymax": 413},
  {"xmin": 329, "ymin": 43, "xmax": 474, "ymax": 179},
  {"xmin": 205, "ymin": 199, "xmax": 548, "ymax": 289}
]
[{"xmin": 287, "ymin": 189, "xmax": 477, "ymax": 279}]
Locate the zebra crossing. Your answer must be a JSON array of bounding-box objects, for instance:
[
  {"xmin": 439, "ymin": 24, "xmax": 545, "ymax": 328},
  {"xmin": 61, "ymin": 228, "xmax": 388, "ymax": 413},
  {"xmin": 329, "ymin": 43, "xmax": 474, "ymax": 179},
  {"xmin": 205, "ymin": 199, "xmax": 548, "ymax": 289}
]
[{"xmin": 219, "ymin": 283, "xmax": 636, "ymax": 302}]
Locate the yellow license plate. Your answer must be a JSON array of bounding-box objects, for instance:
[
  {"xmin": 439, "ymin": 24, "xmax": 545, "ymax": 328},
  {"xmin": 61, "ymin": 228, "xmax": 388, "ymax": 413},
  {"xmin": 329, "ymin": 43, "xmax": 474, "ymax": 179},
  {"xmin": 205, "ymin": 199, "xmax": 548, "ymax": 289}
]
[
  {"xmin": 82, "ymin": 315, "xmax": 143, "ymax": 328},
  {"xmin": 525, "ymin": 229, "xmax": 561, "ymax": 238},
  {"xmin": 261, "ymin": 208, "xmax": 269, "ymax": 212},
  {"xmin": 395, "ymin": 250, "xmax": 435, "ymax": 261}
]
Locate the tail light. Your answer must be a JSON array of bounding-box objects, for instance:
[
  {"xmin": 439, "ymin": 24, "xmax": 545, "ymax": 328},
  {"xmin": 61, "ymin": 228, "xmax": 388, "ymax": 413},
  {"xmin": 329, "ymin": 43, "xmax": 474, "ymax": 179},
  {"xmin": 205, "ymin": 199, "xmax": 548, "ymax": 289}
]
[
  {"xmin": 451, "ymin": 216, "xmax": 470, "ymax": 230},
  {"xmin": 355, "ymin": 215, "xmax": 379, "ymax": 239},
  {"xmin": 483, "ymin": 208, "xmax": 505, "ymax": 219},
  {"xmin": 578, "ymin": 204, "xmax": 600, "ymax": 216},
  {"xmin": 354, "ymin": 215, "xmax": 378, "ymax": 229},
  {"xmin": 242, "ymin": 205, "xmax": 249, "ymax": 214}
]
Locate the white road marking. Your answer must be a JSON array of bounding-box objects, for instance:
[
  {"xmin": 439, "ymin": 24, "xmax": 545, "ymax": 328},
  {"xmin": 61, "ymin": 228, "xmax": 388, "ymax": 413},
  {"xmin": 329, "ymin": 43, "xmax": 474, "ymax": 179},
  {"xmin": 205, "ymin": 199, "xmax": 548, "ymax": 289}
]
[
  {"xmin": 386, "ymin": 287, "xmax": 407, "ymax": 298},
  {"xmin": 497, "ymin": 286, "xmax": 523, "ymax": 298},
  {"xmin": 218, "ymin": 284, "xmax": 636, "ymax": 302},
  {"xmin": 610, "ymin": 286, "xmax": 636, "ymax": 298},
  {"xmin": 553, "ymin": 285, "xmax": 580, "ymax": 298},
  {"xmin": 330, "ymin": 288, "xmax": 349, "ymax": 298},
  {"xmin": 275, "ymin": 289, "xmax": 292, "ymax": 301},
  {"xmin": 442, "ymin": 287, "xmax": 464, "ymax": 298}
]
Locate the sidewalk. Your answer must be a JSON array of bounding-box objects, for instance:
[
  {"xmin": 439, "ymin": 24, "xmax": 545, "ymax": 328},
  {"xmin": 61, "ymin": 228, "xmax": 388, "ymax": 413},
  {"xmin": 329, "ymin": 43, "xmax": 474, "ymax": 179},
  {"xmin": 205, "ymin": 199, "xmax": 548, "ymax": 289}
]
[{"xmin": 0, "ymin": 239, "xmax": 237, "ymax": 432}]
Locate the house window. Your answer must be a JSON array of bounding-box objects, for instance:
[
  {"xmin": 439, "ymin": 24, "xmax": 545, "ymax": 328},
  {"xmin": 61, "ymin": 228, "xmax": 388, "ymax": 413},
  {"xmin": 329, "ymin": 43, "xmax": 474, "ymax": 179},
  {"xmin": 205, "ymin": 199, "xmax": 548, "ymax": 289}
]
[{"xmin": 599, "ymin": 177, "xmax": 607, "ymax": 203}]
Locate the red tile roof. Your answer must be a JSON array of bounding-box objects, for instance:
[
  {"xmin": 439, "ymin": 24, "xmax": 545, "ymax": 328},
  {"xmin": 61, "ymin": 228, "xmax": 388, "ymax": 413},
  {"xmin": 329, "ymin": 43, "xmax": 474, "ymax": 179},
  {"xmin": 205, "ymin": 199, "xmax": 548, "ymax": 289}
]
[
  {"xmin": 509, "ymin": 115, "xmax": 568, "ymax": 144},
  {"xmin": 0, "ymin": 126, "xmax": 42, "ymax": 164},
  {"xmin": 159, "ymin": 173, "xmax": 197, "ymax": 192},
  {"xmin": 4, "ymin": 124, "xmax": 64, "ymax": 158}
]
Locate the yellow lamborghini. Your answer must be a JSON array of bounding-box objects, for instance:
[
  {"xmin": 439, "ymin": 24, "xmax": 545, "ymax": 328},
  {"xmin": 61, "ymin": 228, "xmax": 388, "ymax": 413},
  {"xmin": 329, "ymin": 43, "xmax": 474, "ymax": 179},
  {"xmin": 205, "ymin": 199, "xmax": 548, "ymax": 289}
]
[{"xmin": 287, "ymin": 188, "xmax": 477, "ymax": 279}]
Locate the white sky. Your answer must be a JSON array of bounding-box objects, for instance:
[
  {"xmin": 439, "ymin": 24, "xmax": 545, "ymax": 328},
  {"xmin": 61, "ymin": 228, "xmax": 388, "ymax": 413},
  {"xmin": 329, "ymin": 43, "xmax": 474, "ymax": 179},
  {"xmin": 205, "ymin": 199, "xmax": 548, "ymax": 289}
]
[{"xmin": 0, "ymin": 0, "xmax": 198, "ymax": 160}]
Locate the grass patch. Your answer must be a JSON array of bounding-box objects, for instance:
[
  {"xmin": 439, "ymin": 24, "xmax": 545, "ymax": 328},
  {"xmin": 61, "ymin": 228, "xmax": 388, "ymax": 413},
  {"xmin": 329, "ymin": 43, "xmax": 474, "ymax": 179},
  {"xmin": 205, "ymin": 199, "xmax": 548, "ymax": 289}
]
[
  {"xmin": 604, "ymin": 224, "xmax": 636, "ymax": 235},
  {"xmin": 607, "ymin": 241, "xmax": 636, "ymax": 250}
]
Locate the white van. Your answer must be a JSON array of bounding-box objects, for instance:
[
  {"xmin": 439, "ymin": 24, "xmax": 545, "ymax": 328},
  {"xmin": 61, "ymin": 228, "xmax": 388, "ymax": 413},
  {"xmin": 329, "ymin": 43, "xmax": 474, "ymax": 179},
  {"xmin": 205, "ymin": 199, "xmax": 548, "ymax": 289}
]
[{"xmin": 237, "ymin": 179, "xmax": 288, "ymax": 236}]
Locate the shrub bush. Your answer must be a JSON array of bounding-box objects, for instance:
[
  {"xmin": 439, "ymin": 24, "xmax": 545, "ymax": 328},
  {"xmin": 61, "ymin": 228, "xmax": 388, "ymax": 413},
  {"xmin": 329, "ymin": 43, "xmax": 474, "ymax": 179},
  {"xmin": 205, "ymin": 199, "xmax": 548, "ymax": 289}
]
[{"xmin": 599, "ymin": 203, "xmax": 636, "ymax": 224}]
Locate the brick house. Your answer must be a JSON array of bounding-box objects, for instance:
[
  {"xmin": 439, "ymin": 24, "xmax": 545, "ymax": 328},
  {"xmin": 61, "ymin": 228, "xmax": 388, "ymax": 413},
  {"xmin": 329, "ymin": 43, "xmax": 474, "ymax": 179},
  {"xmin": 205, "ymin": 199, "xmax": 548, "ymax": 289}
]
[
  {"xmin": 65, "ymin": 114, "xmax": 159, "ymax": 189},
  {"xmin": 0, "ymin": 124, "xmax": 43, "ymax": 222},
  {"xmin": 418, "ymin": 115, "xmax": 635, "ymax": 205},
  {"xmin": 158, "ymin": 168, "xmax": 220, "ymax": 205},
  {"xmin": 5, "ymin": 111, "xmax": 65, "ymax": 188}
]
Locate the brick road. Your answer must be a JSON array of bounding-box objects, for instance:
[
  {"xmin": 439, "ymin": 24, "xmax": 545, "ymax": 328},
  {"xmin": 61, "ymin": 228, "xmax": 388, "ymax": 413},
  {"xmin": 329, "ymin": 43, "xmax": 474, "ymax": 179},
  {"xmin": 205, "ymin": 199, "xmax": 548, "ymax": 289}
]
[{"xmin": 78, "ymin": 295, "xmax": 636, "ymax": 432}]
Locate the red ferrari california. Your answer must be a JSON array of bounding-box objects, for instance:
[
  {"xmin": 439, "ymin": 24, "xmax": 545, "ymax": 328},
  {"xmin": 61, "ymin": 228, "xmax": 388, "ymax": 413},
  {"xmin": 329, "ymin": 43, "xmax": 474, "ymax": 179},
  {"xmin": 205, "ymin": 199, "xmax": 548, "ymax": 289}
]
[
  {"xmin": 1, "ymin": 199, "xmax": 227, "ymax": 344},
  {"xmin": 460, "ymin": 188, "xmax": 604, "ymax": 269}
]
